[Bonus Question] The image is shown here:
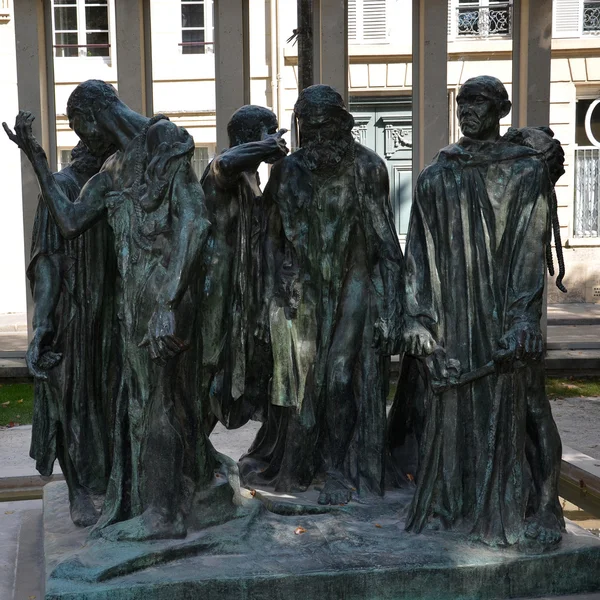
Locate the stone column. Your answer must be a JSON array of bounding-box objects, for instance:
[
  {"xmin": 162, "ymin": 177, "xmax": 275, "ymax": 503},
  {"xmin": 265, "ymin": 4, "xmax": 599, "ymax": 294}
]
[
  {"xmin": 411, "ymin": 0, "xmax": 449, "ymax": 185},
  {"xmin": 13, "ymin": 0, "xmax": 57, "ymax": 339},
  {"xmin": 214, "ymin": 0, "xmax": 250, "ymax": 150},
  {"xmin": 314, "ymin": 0, "xmax": 348, "ymax": 105},
  {"xmin": 511, "ymin": 0, "xmax": 553, "ymax": 128},
  {"xmin": 115, "ymin": 0, "xmax": 153, "ymax": 116},
  {"xmin": 511, "ymin": 0, "xmax": 553, "ymax": 340}
]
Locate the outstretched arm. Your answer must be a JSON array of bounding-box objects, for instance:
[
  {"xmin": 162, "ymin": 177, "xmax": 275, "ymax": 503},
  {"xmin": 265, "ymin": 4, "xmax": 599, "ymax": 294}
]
[
  {"xmin": 3, "ymin": 112, "xmax": 108, "ymax": 238},
  {"xmin": 212, "ymin": 129, "xmax": 288, "ymax": 187}
]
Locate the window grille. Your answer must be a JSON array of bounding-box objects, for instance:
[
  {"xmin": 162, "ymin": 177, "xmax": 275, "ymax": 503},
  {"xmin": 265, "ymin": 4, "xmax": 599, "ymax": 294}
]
[
  {"xmin": 455, "ymin": 1, "xmax": 512, "ymax": 38},
  {"xmin": 575, "ymin": 148, "xmax": 600, "ymax": 238}
]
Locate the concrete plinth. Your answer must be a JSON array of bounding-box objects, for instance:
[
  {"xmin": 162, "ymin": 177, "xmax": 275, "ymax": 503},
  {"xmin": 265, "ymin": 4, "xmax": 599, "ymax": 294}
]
[{"xmin": 43, "ymin": 481, "xmax": 600, "ymax": 600}]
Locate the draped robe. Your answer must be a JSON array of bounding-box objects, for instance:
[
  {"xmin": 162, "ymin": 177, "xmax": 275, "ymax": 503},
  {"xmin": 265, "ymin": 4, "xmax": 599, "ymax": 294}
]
[
  {"xmin": 241, "ymin": 143, "xmax": 404, "ymax": 496},
  {"xmin": 28, "ymin": 167, "xmax": 115, "ymax": 493},
  {"xmin": 404, "ymin": 137, "xmax": 560, "ymax": 546}
]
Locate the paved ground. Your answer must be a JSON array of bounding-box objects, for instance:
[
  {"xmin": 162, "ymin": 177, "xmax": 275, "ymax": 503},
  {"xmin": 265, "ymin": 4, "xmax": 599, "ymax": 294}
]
[{"xmin": 551, "ymin": 397, "xmax": 600, "ymax": 461}]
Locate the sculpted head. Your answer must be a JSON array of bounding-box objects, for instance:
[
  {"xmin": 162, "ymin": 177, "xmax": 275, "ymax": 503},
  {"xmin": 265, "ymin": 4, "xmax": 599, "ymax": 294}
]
[
  {"xmin": 67, "ymin": 80, "xmax": 121, "ymax": 157},
  {"xmin": 294, "ymin": 85, "xmax": 354, "ymax": 171},
  {"xmin": 457, "ymin": 76, "xmax": 511, "ymax": 141},
  {"xmin": 227, "ymin": 105, "xmax": 278, "ymax": 147}
]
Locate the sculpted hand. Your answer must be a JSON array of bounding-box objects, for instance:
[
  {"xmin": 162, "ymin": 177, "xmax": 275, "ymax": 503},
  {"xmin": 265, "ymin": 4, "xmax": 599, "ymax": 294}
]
[
  {"xmin": 27, "ymin": 327, "xmax": 62, "ymax": 381},
  {"xmin": 3, "ymin": 112, "xmax": 46, "ymax": 161},
  {"xmin": 494, "ymin": 323, "xmax": 543, "ymax": 367},
  {"xmin": 263, "ymin": 129, "xmax": 289, "ymax": 164},
  {"xmin": 426, "ymin": 346, "xmax": 461, "ymax": 392},
  {"xmin": 139, "ymin": 306, "xmax": 189, "ymax": 366},
  {"xmin": 401, "ymin": 320, "xmax": 436, "ymax": 357}
]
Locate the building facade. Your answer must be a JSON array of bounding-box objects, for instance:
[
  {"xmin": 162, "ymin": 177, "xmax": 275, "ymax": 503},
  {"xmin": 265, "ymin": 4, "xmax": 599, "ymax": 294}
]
[{"xmin": 0, "ymin": 0, "xmax": 599, "ymax": 314}]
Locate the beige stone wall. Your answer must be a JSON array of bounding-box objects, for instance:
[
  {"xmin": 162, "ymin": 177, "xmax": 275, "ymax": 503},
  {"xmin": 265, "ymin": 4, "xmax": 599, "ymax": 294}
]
[
  {"xmin": 3, "ymin": 0, "xmax": 600, "ymax": 312},
  {"xmin": 0, "ymin": 10, "xmax": 26, "ymax": 313}
]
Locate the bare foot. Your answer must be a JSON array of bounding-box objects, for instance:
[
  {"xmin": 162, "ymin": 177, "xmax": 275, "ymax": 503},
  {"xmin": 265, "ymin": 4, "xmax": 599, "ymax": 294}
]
[
  {"xmin": 317, "ymin": 473, "xmax": 353, "ymax": 506},
  {"xmin": 98, "ymin": 508, "xmax": 186, "ymax": 542},
  {"xmin": 70, "ymin": 491, "xmax": 100, "ymax": 528},
  {"xmin": 521, "ymin": 510, "xmax": 563, "ymax": 551}
]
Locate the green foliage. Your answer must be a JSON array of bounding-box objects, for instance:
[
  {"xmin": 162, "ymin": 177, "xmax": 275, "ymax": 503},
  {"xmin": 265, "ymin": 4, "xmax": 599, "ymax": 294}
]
[
  {"xmin": 546, "ymin": 377, "xmax": 600, "ymax": 399},
  {"xmin": 0, "ymin": 383, "xmax": 34, "ymax": 427}
]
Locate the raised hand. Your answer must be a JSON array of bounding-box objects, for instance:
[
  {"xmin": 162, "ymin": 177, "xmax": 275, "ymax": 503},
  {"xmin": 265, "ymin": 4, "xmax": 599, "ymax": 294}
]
[
  {"xmin": 3, "ymin": 111, "xmax": 46, "ymax": 161},
  {"xmin": 263, "ymin": 128, "xmax": 289, "ymax": 164}
]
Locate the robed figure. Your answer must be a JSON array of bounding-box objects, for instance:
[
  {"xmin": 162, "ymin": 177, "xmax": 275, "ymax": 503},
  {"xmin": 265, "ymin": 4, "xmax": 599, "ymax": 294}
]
[
  {"xmin": 401, "ymin": 76, "xmax": 565, "ymax": 549},
  {"xmin": 242, "ymin": 85, "xmax": 403, "ymax": 505},
  {"xmin": 27, "ymin": 142, "xmax": 116, "ymax": 527}
]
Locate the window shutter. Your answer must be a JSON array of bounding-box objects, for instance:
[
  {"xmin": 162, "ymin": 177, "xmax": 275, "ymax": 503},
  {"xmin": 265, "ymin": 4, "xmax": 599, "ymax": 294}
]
[
  {"xmin": 349, "ymin": 0, "xmax": 358, "ymax": 41},
  {"xmin": 348, "ymin": 0, "xmax": 387, "ymax": 44},
  {"xmin": 553, "ymin": 0, "xmax": 582, "ymax": 38},
  {"xmin": 362, "ymin": 0, "xmax": 387, "ymax": 42}
]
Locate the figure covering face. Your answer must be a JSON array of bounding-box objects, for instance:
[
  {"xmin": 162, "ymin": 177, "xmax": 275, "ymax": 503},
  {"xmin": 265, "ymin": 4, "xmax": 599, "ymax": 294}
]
[
  {"xmin": 402, "ymin": 76, "xmax": 565, "ymax": 549},
  {"xmin": 4, "ymin": 80, "xmax": 227, "ymax": 541},
  {"xmin": 241, "ymin": 85, "xmax": 404, "ymax": 505},
  {"xmin": 198, "ymin": 105, "xmax": 288, "ymax": 433},
  {"xmin": 27, "ymin": 142, "xmax": 116, "ymax": 527}
]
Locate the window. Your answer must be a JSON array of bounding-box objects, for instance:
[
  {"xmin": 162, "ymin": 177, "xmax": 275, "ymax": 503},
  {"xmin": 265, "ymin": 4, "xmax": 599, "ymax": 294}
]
[
  {"xmin": 181, "ymin": 0, "xmax": 213, "ymax": 54},
  {"xmin": 58, "ymin": 149, "xmax": 73, "ymax": 171},
  {"xmin": 553, "ymin": 0, "xmax": 600, "ymax": 38},
  {"xmin": 454, "ymin": 0, "xmax": 512, "ymax": 38},
  {"xmin": 583, "ymin": 1, "xmax": 600, "ymax": 34},
  {"xmin": 191, "ymin": 146, "xmax": 212, "ymax": 180},
  {"xmin": 574, "ymin": 99, "xmax": 600, "ymax": 238},
  {"xmin": 53, "ymin": 0, "xmax": 110, "ymax": 58},
  {"xmin": 348, "ymin": 0, "xmax": 388, "ymax": 45}
]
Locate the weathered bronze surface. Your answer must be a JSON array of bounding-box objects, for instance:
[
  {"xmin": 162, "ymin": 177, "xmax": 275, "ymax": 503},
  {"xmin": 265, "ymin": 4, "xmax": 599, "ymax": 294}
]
[
  {"xmin": 239, "ymin": 85, "xmax": 404, "ymax": 506},
  {"xmin": 4, "ymin": 81, "xmax": 238, "ymax": 542},
  {"xmin": 3, "ymin": 74, "xmax": 588, "ymax": 598},
  {"xmin": 399, "ymin": 75, "xmax": 566, "ymax": 550},
  {"xmin": 26, "ymin": 141, "xmax": 116, "ymax": 527},
  {"xmin": 198, "ymin": 105, "xmax": 287, "ymax": 434}
]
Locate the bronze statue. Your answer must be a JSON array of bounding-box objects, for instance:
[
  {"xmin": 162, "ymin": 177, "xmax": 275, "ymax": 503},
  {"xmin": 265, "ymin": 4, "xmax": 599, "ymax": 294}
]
[
  {"xmin": 242, "ymin": 84, "xmax": 403, "ymax": 505},
  {"xmin": 198, "ymin": 105, "xmax": 288, "ymax": 433},
  {"xmin": 23, "ymin": 141, "xmax": 116, "ymax": 527},
  {"xmin": 4, "ymin": 80, "xmax": 231, "ymax": 541},
  {"xmin": 401, "ymin": 75, "xmax": 565, "ymax": 549}
]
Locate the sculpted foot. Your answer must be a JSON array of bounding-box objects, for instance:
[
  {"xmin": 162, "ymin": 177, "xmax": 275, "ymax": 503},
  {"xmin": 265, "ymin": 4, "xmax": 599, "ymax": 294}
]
[
  {"xmin": 521, "ymin": 510, "xmax": 563, "ymax": 551},
  {"xmin": 98, "ymin": 509, "xmax": 186, "ymax": 542},
  {"xmin": 70, "ymin": 491, "xmax": 100, "ymax": 527},
  {"xmin": 317, "ymin": 473, "xmax": 353, "ymax": 505}
]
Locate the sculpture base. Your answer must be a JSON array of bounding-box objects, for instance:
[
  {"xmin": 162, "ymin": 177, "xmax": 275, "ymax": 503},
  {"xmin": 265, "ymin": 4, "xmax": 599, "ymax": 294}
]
[{"xmin": 43, "ymin": 481, "xmax": 600, "ymax": 600}]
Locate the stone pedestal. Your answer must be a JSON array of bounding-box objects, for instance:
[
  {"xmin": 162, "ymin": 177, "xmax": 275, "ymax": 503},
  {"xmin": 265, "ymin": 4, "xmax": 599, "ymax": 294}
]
[{"xmin": 43, "ymin": 481, "xmax": 600, "ymax": 600}]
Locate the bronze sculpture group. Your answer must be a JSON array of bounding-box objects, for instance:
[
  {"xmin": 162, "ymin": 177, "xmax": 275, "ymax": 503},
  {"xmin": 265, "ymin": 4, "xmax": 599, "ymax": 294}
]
[{"xmin": 3, "ymin": 75, "xmax": 567, "ymax": 552}]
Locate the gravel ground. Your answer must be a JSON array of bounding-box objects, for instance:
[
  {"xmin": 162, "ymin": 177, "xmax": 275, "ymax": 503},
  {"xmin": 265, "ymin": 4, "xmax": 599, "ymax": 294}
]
[{"xmin": 550, "ymin": 396, "xmax": 600, "ymax": 460}]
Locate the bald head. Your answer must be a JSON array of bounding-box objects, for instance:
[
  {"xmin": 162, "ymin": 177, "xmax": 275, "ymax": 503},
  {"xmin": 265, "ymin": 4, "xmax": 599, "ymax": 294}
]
[{"xmin": 457, "ymin": 76, "xmax": 512, "ymax": 141}]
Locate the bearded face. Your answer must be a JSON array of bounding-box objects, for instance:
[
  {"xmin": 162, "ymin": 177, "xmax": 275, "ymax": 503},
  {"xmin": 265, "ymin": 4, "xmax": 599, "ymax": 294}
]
[{"xmin": 298, "ymin": 113, "xmax": 353, "ymax": 172}]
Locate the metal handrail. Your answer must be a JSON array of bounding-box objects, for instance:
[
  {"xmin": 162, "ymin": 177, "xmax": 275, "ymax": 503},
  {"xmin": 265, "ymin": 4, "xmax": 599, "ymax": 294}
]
[{"xmin": 53, "ymin": 44, "xmax": 111, "ymax": 48}]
